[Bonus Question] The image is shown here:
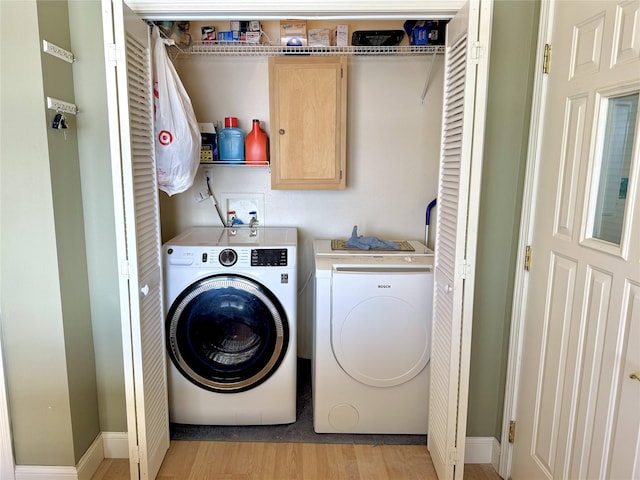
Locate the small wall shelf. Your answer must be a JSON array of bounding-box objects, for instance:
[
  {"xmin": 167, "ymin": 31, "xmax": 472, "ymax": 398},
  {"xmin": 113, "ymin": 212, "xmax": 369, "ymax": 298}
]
[{"xmin": 201, "ymin": 161, "xmax": 270, "ymax": 167}]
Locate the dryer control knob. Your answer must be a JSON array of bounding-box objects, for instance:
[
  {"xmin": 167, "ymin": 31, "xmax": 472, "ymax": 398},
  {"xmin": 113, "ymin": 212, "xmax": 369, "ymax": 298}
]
[{"xmin": 219, "ymin": 248, "xmax": 238, "ymax": 267}]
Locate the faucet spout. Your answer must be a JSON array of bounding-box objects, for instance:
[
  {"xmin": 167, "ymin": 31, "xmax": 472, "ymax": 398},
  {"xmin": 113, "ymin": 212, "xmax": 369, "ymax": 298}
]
[{"xmin": 249, "ymin": 211, "xmax": 259, "ymax": 228}]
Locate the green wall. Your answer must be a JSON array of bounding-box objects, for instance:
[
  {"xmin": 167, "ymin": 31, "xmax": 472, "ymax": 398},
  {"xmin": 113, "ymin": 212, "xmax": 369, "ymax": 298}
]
[
  {"xmin": 38, "ymin": 0, "xmax": 102, "ymax": 462},
  {"xmin": 0, "ymin": 0, "xmax": 101, "ymax": 465},
  {"xmin": 467, "ymin": 0, "xmax": 540, "ymax": 439},
  {"xmin": 1, "ymin": 0, "xmax": 75, "ymax": 464},
  {"xmin": 68, "ymin": 0, "xmax": 127, "ymax": 434}
]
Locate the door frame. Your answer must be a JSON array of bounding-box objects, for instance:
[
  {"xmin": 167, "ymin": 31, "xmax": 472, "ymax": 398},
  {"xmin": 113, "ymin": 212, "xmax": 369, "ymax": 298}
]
[
  {"xmin": 114, "ymin": 1, "xmax": 494, "ymax": 476},
  {"xmin": 0, "ymin": 327, "xmax": 15, "ymax": 480},
  {"xmin": 498, "ymin": 1, "xmax": 551, "ymax": 477}
]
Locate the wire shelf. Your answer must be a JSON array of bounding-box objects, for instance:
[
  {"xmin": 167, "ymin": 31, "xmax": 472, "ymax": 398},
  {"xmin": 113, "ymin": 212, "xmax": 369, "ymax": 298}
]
[
  {"xmin": 201, "ymin": 161, "xmax": 270, "ymax": 167},
  {"xmin": 181, "ymin": 42, "xmax": 445, "ymax": 57}
]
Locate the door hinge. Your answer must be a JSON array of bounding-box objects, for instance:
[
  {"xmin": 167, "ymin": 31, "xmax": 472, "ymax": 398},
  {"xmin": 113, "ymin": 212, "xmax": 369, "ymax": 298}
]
[
  {"xmin": 119, "ymin": 260, "xmax": 131, "ymax": 279},
  {"xmin": 107, "ymin": 43, "xmax": 123, "ymax": 67},
  {"xmin": 458, "ymin": 260, "xmax": 470, "ymax": 279},
  {"xmin": 470, "ymin": 41, "xmax": 482, "ymax": 64},
  {"xmin": 509, "ymin": 420, "xmax": 516, "ymax": 443},
  {"xmin": 543, "ymin": 43, "xmax": 552, "ymax": 74},
  {"xmin": 448, "ymin": 447, "xmax": 459, "ymax": 464},
  {"xmin": 341, "ymin": 66, "xmax": 344, "ymax": 78},
  {"xmin": 524, "ymin": 245, "xmax": 532, "ymax": 271},
  {"xmin": 132, "ymin": 445, "xmax": 140, "ymax": 464}
]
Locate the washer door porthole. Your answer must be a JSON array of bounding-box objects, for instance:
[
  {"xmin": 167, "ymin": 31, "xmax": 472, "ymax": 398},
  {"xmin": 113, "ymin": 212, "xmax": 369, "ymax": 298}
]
[{"xmin": 166, "ymin": 274, "xmax": 289, "ymax": 393}]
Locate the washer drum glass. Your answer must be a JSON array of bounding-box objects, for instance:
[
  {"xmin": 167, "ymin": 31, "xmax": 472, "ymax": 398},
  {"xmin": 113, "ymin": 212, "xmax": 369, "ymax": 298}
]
[{"xmin": 166, "ymin": 274, "xmax": 289, "ymax": 393}]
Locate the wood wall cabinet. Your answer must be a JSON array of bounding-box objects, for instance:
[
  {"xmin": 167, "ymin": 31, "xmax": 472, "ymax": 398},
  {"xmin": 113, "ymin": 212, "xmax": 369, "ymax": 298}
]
[{"xmin": 268, "ymin": 56, "xmax": 348, "ymax": 190}]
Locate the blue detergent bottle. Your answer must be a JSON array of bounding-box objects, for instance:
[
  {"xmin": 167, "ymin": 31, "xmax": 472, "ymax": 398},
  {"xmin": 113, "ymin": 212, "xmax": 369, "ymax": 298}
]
[{"xmin": 218, "ymin": 127, "xmax": 245, "ymax": 163}]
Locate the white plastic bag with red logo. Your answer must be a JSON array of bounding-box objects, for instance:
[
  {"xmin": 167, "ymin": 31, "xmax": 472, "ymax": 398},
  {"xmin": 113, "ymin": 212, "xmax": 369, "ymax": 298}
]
[{"xmin": 152, "ymin": 26, "xmax": 200, "ymax": 196}]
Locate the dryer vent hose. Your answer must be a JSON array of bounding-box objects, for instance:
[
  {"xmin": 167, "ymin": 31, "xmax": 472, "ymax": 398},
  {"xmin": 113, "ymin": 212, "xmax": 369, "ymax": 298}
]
[{"xmin": 425, "ymin": 198, "xmax": 437, "ymax": 247}]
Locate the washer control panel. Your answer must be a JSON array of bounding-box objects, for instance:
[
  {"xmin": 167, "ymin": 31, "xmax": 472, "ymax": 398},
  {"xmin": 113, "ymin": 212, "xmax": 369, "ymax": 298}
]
[
  {"xmin": 166, "ymin": 246, "xmax": 290, "ymax": 268},
  {"xmin": 251, "ymin": 248, "xmax": 288, "ymax": 267}
]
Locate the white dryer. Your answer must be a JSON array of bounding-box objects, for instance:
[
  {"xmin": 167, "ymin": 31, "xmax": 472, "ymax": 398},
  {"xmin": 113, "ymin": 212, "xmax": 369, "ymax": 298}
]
[
  {"xmin": 313, "ymin": 239, "xmax": 434, "ymax": 434},
  {"xmin": 163, "ymin": 226, "xmax": 297, "ymax": 425}
]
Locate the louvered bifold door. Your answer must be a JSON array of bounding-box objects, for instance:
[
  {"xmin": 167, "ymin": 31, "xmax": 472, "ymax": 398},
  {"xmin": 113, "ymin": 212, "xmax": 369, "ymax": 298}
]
[
  {"xmin": 125, "ymin": 9, "xmax": 169, "ymax": 479},
  {"xmin": 103, "ymin": 1, "xmax": 169, "ymax": 478},
  {"xmin": 428, "ymin": 1, "xmax": 488, "ymax": 479}
]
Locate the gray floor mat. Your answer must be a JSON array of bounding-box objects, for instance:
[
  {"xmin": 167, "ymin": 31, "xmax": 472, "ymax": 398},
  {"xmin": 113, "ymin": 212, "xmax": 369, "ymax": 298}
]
[{"xmin": 170, "ymin": 359, "xmax": 426, "ymax": 445}]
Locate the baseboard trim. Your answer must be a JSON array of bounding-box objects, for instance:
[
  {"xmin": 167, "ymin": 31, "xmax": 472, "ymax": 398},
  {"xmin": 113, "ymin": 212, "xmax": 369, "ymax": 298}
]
[
  {"xmin": 76, "ymin": 434, "xmax": 104, "ymax": 480},
  {"xmin": 14, "ymin": 465, "xmax": 79, "ymax": 480},
  {"xmin": 14, "ymin": 431, "xmax": 128, "ymax": 480},
  {"xmin": 102, "ymin": 432, "xmax": 128, "ymax": 458},
  {"xmin": 491, "ymin": 437, "xmax": 501, "ymax": 471},
  {"xmin": 465, "ymin": 436, "xmax": 499, "ymax": 465},
  {"xmin": 15, "ymin": 433, "xmax": 103, "ymax": 480}
]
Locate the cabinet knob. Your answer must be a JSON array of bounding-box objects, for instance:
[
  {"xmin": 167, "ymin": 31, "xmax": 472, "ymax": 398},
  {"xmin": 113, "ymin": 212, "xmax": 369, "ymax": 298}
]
[{"xmin": 279, "ymin": 129, "xmax": 285, "ymax": 135}]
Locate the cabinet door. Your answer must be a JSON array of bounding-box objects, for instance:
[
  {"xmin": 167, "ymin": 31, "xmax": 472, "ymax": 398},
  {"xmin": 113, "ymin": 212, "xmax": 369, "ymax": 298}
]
[{"xmin": 269, "ymin": 56, "xmax": 347, "ymax": 190}]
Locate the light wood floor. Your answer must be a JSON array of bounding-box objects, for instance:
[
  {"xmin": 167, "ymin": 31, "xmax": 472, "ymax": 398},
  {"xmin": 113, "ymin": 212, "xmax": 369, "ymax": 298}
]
[{"xmin": 92, "ymin": 441, "xmax": 502, "ymax": 480}]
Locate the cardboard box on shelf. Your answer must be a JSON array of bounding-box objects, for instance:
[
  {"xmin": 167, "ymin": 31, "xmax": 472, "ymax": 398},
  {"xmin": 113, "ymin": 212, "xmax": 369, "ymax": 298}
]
[
  {"xmin": 224, "ymin": 20, "xmax": 262, "ymax": 44},
  {"xmin": 230, "ymin": 20, "xmax": 260, "ymax": 33},
  {"xmin": 308, "ymin": 29, "xmax": 330, "ymax": 47},
  {"xmin": 218, "ymin": 31, "xmax": 235, "ymax": 42},
  {"xmin": 280, "ymin": 20, "xmax": 308, "ymax": 46},
  {"xmin": 245, "ymin": 31, "xmax": 261, "ymax": 44},
  {"xmin": 411, "ymin": 21, "xmax": 429, "ymax": 45},
  {"xmin": 201, "ymin": 26, "xmax": 216, "ymax": 43},
  {"xmin": 200, "ymin": 131, "xmax": 216, "ymax": 162},
  {"xmin": 331, "ymin": 24, "xmax": 348, "ymax": 46}
]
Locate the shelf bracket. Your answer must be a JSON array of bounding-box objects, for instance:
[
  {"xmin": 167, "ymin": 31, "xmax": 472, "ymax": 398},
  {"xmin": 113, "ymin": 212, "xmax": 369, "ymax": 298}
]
[{"xmin": 420, "ymin": 49, "xmax": 438, "ymax": 104}]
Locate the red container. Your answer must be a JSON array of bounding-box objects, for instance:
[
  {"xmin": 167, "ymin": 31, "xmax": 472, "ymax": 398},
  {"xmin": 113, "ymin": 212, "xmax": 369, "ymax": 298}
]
[
  {"xmin": 224, "ymin": 117, "xmax": 238, "ymax": 128},
  {"xmin": 245, "ymin": 119, "xmax": 269, "ymax": 165}
]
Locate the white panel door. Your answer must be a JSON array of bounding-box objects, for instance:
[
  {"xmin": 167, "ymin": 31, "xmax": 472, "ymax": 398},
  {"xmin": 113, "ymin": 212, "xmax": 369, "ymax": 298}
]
[
  {"xmin": 428, "ymin": 1, "xmax": 492, "ymax": 479},
  {"xmin": 102, "ymin": 1, "xmax": 169, "ymax": 478},
  {"xmin": 512, "ymin": 0, "xmax": 640, "ymax": 478}
]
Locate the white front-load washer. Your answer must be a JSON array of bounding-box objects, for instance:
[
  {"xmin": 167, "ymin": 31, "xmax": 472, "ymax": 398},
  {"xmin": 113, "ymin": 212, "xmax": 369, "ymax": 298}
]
[
  {"xmin": 163, "ymin": 226, "xmax": 297, "ymax": 425},
  {"xmin": 313, "ymin": 239, "xmax": 434, "ymax": 434}
]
